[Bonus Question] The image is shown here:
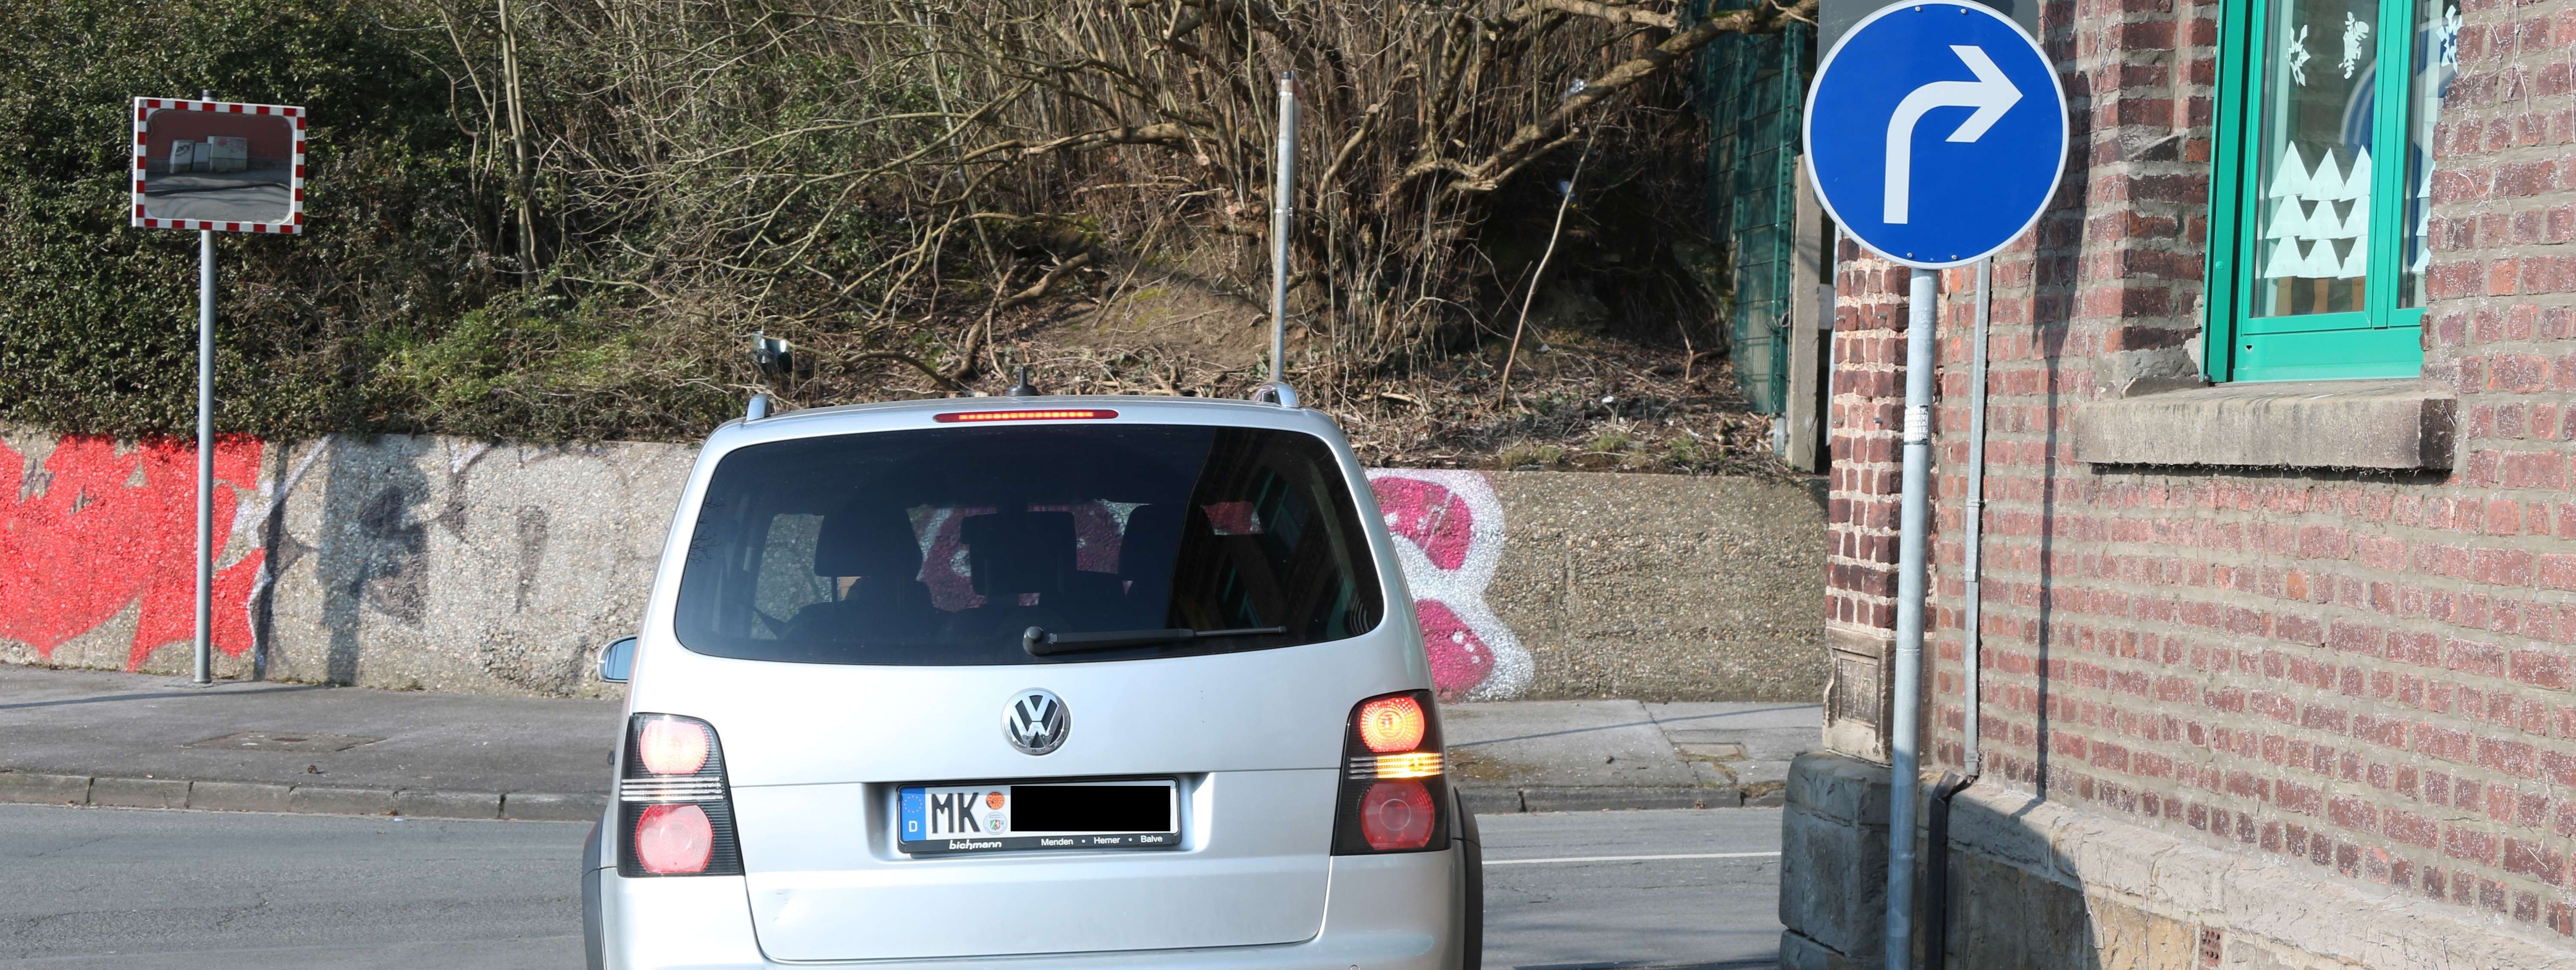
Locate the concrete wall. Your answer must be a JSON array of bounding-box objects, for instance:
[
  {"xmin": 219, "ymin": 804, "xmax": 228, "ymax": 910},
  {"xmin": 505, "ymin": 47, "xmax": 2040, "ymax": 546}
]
[
  {"xmin": 1778, "ymin": 754, "xmax": 2576, "ymax": 970},
  {"xmin": 0, "ymin": 430, "xmax": 1825, "ymax": 701},
  {"xmin": 0, "ymin": 429, "xmax": 690, "ymax": 697},
  {"xmin": 1480, "ymin": 471, "xmax": 1828, "ymax": 700}
]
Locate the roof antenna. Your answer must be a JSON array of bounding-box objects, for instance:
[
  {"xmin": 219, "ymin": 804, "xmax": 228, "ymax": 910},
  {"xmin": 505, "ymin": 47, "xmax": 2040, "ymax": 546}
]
[
  {"xmin": 1251, "ymin": 70, "xmax": 1300, "ymax": 409},
  {"xmin": 1004, "ymin": 366, "xmax": 1039, "ymax": 397}
]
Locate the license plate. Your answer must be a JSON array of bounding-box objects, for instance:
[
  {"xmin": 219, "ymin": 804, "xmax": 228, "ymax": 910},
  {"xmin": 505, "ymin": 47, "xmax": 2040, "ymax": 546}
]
[{"xmin": 898, "ymin": 779, "xmax": 1179, "ymax": 855}]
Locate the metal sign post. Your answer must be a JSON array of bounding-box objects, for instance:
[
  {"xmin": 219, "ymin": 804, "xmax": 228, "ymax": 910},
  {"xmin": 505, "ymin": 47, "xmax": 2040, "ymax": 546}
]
[
  {"xmin": 130, "ymin": 94, "xmax": 309, "ymax": 684},
  {"xmin": 1800, "ymin": 5, "xmax": 2065, "ymax": 967},
  {"xmin": 197, "ymin": 221, "xmax": 214, "ymax": 684}
]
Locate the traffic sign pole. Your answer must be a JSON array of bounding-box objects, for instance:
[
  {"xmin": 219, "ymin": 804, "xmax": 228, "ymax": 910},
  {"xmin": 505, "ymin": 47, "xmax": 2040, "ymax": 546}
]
[
  {"xmin": 1797, "ymin": 6, "xmax": 2066, "ymax": 966},
  {"xmin": 1885, "ymin": 265, "xmax": 1935, "ymax": 970}
]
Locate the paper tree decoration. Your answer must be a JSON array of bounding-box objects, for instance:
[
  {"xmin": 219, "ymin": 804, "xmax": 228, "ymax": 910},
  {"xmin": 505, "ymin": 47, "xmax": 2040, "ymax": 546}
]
[
  {"xmin": 2309, "ymin": 151, "xmax": 2348, "ymax": 201},
  {"xmin": 2260, "ymin": 144, "xmax": 2371, "ymax": 281},
  {"xmin": 2263, "ymin": 198, "xmax": 2312, "ymax": 239},
  {"xmin": 2258, "ymin": 240, "xmax": 2298, "ymax": 278},
  {"xmin": 2268, "ymin": 145, "xmax": 2311, "ymax": 199},
  {"xmin": 2409, "ymin": 161, "xmax": 2434, "ymax": 272}
]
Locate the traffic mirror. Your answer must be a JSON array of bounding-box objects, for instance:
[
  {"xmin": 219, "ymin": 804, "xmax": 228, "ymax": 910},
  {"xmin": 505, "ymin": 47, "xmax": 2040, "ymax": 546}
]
[{"xmin": 131, "ymin": 98, "xmax": 305, "ymax": 233}]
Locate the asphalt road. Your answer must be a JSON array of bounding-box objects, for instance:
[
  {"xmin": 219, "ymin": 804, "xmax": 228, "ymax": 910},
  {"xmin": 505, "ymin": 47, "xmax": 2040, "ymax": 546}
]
[
  {"xmin": 140, "ymin": 183, "xmax": 294, "ymax": 223},
  {"xmin": 0, "ymin": 804, "xmax": 583, "ymax": 969},
  {"xmin": 0, "ymin": 804, "xmax": 1780, "ymax": 969},
  {"xmin": 1479, "ymin": 808, "xmax": 1782, "ymax": 969}
]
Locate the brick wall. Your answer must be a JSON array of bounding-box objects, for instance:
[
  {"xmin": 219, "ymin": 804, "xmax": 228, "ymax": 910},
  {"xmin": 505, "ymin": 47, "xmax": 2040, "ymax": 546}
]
[{"xmin": 1821, "ymin": 0, "xmax": 2576, "ymax": 947}]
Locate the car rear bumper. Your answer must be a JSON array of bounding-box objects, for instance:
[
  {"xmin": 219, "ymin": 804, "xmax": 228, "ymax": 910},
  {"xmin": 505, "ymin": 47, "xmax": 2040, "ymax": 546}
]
[{"xmin": 593, "ymin": 844, "xmax": 1465, "ymax": 970}]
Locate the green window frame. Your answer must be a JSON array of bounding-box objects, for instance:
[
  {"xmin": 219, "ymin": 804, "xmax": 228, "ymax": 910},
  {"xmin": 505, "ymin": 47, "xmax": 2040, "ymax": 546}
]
[{"xmin": 2204, "ymin": 0, "xmax": 2458, "ymax": 382}]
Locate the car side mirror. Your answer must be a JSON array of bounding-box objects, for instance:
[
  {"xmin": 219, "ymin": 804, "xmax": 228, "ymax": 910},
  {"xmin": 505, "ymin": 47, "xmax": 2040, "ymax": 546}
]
[{"xmin": 598, "ymin": 637, "xmax": 638, "ymax": 683}]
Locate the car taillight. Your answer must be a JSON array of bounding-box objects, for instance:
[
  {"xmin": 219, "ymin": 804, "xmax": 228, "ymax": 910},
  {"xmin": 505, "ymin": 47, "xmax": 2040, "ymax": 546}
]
[
  {"xmin": 1359, "ymin": 780, "xmax": 1437, "ymax": 850},
  {"xmin": 634, "ymin": 803, "xmax": 715, "ymax": 874},
  {"xmin": 637, "ymin": 716, "xmax": 710, "ymax": 775},
  {"xmin": 616, "ymin": 714, "xmax": 741, "ymax": 877},
  {"xmin": 1332, "ymin": 689, "xmax": 1450, "ymax": 855},
  {"xmin": 1356, "ymin": 695, "xmax": 1427, "ymax": 753}
]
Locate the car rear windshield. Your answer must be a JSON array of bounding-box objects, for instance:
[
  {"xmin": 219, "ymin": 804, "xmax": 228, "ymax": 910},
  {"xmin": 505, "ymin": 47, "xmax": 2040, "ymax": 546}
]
[{"xmin": 672, "ymin": 422, "xmax": 1385, "ymax": 665}]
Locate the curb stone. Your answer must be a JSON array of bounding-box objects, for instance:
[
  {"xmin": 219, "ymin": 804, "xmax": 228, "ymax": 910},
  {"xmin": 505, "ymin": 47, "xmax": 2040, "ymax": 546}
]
[
  {"xmin": 0, "ymin": 770, "xmax": 598, "ymax": 821},
  {"xmin": 502, "ymin": 791, "xmax": 608, "ymax": 821},
  {"xmin": 394, "ymin": 788, "xmax": 505, "ymax": 819},
  {"xmin": 188, "ymin": 780, "xmax": 292, "ymax": 813},
  {"xmin": 0, "ymin": 772, "xmax": 92, "ymax": 805},
  {"xmin": 1459, "ymin": 787, "xmax": 1527, "ymax": 815},
  {"xmin": 288, "ymin": 785, "xmax": 398, "ymax": 815},
  {"xmin": 1459, "ymin": 784, "xmax": 1750, "ymax": 813},
  {"xmin": 17, "ymin": 778, "xmax": 1759, "ymax": 819},
  {"xmin": 90, "ymin": 777, "xmax": 189, "ymax": 809}
]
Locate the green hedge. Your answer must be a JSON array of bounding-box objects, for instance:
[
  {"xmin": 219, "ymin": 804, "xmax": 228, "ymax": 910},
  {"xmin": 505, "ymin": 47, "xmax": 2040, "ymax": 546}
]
[{"xmin": 0, "ymin": 0, "xmax": 740, "ymax": 441}]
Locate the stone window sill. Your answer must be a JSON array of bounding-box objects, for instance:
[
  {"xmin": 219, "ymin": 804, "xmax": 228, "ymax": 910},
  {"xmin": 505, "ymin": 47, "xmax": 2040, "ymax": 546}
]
[{"xmin": 2069, "ymin": 379, "xmax": 2455, "ymax": 470}]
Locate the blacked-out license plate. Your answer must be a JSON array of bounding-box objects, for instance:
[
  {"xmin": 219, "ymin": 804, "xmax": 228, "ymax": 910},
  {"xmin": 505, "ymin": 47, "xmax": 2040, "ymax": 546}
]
[{"xmin": 898, "ymin": 778, "xmax": 1179, "ymax": 855}]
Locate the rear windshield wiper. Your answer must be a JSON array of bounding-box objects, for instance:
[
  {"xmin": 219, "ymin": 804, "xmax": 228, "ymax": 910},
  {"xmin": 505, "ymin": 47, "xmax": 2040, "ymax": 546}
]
[{"xmin": 1023, "ymin": 625, "xmax": 1288, "ymax": 657}]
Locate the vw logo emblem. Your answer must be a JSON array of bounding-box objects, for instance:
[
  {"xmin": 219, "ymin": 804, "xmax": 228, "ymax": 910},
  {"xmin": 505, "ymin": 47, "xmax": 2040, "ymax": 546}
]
[{"xmin": 1004, "ymin": 688, "xmax": 1070, "ymax": 755}]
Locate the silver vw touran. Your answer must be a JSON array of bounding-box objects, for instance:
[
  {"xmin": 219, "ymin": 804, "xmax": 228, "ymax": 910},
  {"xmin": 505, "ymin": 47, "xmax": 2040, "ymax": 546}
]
[{"xmin": 583, "ymin": 392, "xmax": 1480, "ymax": 969}]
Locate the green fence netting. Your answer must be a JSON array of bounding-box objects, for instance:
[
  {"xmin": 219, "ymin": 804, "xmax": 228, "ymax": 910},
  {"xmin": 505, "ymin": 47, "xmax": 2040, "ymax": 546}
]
[{"xmin": 1694, "ymin": 4, "xmax": 1813, "ymax": 415}]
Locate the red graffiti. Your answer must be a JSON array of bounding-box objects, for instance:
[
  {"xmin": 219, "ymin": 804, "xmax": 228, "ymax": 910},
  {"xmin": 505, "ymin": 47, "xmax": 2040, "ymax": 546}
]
[
  {"xmin": 1369, "ymin": 476, "xmax": 1473, "ymax": 571},
  {"xmin": 1367, "ymin": 469, "xmax": 1530, "ymax": 700},
  {"xmin": 1411, "ymin": 598, "xmax": 1498, "ymax": 697},
  {"xmin": 0, "ymin": 435, "xmax": 266, "ymax": 670}
]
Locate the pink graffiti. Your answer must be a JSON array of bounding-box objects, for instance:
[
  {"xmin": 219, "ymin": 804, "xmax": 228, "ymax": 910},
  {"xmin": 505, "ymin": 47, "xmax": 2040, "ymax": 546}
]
[
  {"xmin": 0, "ymin": 435, "xmax": 267, "ymax": 670},
  {"xmin": 1365, "ymin": 470, "xmax": 1529, "ymax": 700},
  {"xmin": 1410, "ymin": 599, "xmax": 1496, "ymax": 698},
  {"xmin": 1369, "ymin": 477, "xmax": 1473, "ymax": 571}
]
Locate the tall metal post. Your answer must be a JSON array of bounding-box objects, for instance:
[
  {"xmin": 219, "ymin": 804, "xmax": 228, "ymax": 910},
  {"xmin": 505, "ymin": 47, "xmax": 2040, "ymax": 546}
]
[
  {"xmin": 194, "ymin": 226, "xmax": 214, "ymax": 685},
  {"xmin": 1883, "ymin": 266, "xmax": 1936, "ymax": 970},
  {"xmin": 1267, "ymin": 71, "xmax": 1297, "ymax": 385},
  {"xmin": 188, "ymin": 88, "xmax": 220, "ymax": 686}
]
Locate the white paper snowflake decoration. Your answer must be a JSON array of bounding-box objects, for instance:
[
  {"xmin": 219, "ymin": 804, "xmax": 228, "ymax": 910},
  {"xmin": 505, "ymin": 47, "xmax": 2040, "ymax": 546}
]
[{"xmin": 2284, "ymin": 25, "xmax": 2314, "ymax": 87}]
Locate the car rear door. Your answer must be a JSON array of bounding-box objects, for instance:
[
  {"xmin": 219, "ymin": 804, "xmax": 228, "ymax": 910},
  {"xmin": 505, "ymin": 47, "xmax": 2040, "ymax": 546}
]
[{"xmin": 637, "ymin": 634, "xmax": 1419, "ymax": 961}]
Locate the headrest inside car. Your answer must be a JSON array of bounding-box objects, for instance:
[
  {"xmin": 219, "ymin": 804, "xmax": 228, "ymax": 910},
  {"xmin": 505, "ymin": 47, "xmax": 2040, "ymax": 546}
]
[
  {"xmin": 812, "ymin": 506, "xmax": 925, "ymax": 579},
  {"xmin": 1115, "ymin": 503, "xmax": 1186, "ymax": 580},
  {"xmin": 961, "ymin": 510, "xmax": 1077, "ymax": 597}
]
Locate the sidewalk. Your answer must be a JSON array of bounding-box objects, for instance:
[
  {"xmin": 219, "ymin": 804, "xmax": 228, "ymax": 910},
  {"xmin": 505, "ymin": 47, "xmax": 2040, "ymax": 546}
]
[
  {"xmin": 0, "ymin": 666, "xmax": 618, "ymax": 821},
  {"xmin": 1446, "ymin": 699, "xmax": 1817, "ymax": 813},
  {"xmin": 0, "ymin": 665, "xmax": 1818, "ymax": 819}
]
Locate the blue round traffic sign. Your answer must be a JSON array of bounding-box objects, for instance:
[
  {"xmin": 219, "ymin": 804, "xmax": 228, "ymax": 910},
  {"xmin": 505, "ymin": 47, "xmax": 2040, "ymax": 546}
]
[{"xmin": 1803, "ymin": 1, "xmax": 2067, "ymax": 268}]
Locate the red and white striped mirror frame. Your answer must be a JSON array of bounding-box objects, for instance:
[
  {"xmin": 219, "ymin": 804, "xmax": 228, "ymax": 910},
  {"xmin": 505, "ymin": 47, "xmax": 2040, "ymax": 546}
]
[{"xmin": 128, "ymin": 97, "xmax": 307, "ymax": 235}]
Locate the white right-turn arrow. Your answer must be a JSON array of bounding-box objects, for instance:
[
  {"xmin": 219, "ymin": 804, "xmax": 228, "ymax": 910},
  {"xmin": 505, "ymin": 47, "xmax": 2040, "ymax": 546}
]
[{"xmin": 1882, "ymin": 45, "xmax": 2023, "ymax": 225}]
